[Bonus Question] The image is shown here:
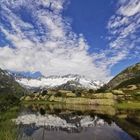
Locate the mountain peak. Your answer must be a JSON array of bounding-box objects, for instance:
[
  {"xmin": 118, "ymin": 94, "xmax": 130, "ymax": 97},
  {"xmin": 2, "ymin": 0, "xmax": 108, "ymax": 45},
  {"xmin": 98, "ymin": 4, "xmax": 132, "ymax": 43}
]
[{"xmin": 11, "ymin": 71, "xmax": 103, "ymax": 90}]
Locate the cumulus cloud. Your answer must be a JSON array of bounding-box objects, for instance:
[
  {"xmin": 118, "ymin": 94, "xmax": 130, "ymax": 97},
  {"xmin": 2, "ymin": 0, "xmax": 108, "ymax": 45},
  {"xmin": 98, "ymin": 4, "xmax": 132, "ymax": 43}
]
[{"xmin": 0, "ymin": 0, "xmax": 111, "ymax": 81}]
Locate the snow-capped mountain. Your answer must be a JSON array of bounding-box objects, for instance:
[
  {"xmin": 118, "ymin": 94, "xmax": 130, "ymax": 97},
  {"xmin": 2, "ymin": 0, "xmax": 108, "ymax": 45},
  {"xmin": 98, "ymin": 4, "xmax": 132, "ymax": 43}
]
[{"xmin": 10, "ymin": 72, "xmax": 103, "ymax": 90}]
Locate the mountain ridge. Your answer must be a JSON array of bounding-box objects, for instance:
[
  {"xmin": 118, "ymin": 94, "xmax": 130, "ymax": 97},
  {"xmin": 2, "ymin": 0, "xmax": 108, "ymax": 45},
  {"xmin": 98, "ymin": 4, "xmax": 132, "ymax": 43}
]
[
  {"xmin": 0, "ymin": 68, "xmax": 25, "ymax": 96},
  {"xmin": 107, "ymin": 62, "xmax": 140, "ymax": 89},
  {"xmin": 10, "ymin": 72, "xmax": 103, "ymax": 90},
  {"xmin": 0, "ymin": 68, "xmax": 26, "ymax": 111}
]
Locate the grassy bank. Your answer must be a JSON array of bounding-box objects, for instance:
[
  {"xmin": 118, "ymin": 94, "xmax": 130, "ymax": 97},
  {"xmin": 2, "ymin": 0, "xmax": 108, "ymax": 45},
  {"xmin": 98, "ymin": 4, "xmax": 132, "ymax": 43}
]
[
  {"xmin": 0, "ymin": 106, "xmax": 19, "ymax": 140},
  {"xmin": 48, "ymin": 96, "xmax": 116, "ymax": 105},
  {"xmin": 116, "ymin": 101, "xmax": 140, "ymax": 110},
  {"xmin": 23, "ymin": 92, "xmax": 116, "ymax": 106}
]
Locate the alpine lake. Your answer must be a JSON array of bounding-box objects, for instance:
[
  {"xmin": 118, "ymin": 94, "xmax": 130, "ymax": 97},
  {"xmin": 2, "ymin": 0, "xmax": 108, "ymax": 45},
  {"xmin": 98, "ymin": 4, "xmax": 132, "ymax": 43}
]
[{"xmin": 0, "ymin": 102, "xmax": 140, "ymax": 140}]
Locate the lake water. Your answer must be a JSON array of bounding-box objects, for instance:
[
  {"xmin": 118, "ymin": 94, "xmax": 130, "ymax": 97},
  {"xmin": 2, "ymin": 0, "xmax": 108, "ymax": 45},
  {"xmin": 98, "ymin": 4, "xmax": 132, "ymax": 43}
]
[{"xmin": 13, "ymin": 104, "xmax": 140, "ymax": 140}]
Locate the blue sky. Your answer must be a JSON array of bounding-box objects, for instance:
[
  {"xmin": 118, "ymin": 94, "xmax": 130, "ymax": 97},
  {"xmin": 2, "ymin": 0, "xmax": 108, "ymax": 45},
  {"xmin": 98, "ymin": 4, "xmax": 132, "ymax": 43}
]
[
  {"xmin": 63, "ymin": 0, "xmax": 140, "ymax": 75},
  {"xmin": 0, "ymin": 0, "xmax": 140, "ymax": 81},
  {"xmin": 63, "ymin": 0, "xmax": 113, "ymax": 52}
]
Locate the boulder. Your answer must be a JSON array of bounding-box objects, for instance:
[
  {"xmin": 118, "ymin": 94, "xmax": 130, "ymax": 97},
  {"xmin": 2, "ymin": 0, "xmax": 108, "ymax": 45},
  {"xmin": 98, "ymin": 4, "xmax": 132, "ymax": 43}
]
[
  {"xmin": 66, "ymin": 92, "xmax": 76, "ymax": 97},
  {"xmin": 92, "ymin": 93, "xmax": 114, "ymax": 99},
  {"xmin": 127, "ymin": 85, "xmax": 137, "ymax": 90},
  {"xmin": 24, "ymin": 96, "xmax": 32, "ymax": 101},
  {"xmin": 112, "ymin": 90, "xmax": 124, "ymax": 95}
]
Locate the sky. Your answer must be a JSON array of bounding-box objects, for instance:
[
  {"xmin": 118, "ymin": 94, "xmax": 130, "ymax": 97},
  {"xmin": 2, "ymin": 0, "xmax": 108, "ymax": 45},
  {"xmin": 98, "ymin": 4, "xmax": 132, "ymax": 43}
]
[{"xmin": 0, "ymin": 0, "xmax": 140, "ymax": 81}]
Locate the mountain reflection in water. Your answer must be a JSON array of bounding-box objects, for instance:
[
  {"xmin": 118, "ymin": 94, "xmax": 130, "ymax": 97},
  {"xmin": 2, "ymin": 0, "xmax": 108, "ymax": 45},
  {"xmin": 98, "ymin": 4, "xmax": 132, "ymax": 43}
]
[{"xmin": 14, "ymin": 104, "xmax": 140, "ymax": 140}]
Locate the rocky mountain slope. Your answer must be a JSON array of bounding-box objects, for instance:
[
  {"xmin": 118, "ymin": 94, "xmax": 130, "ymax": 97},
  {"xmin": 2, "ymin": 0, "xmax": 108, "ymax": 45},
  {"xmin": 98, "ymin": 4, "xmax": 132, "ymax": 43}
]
[
  {"xmin": 12, "ymin": 73, "xmax": 103, "ymax": 90},
  {"xmin": 0, "ymin": 68, "xmax": 25, "ymax": 97},
  {"xmin": 0, "ymin": 68, "xmax": 26, "ymax": 111},
  {"xmin": 107, "ymin": 62, "xmax": 140, "ymax": 89}
]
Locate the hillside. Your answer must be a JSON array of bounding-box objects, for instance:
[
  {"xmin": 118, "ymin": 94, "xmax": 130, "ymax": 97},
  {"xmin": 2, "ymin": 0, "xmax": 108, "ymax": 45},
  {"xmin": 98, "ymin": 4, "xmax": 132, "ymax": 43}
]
[
  {"xmin": 0, "ymin": 69, "xmax": 25, "ymax": 96},
  {"xmin": 107, "ymin": 62, "xmax": 140, "ymax": 89},
  {"xmin": 0, "ymin": 68, "xmax": 25, "ymax": 111}
]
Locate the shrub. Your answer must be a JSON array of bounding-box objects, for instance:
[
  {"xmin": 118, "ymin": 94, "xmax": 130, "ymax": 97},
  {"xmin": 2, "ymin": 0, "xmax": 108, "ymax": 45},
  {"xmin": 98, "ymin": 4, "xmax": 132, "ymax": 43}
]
[
  {"xmin": 41, "ymin": 90, "xmax": 48, "ymax": 96},
  {"xmin": 72, "ymin": 90, "xmax": 76, "ymax": 93},
  {"xmin": 96, "ymin": 85, "xmax": 107, "ymax": 93},
  {"xmin": 76, "ymin": 92, "xmax": 81, "ymax": 97},
  {"xmin": 55, "ymin": 92, "xmax": 62, "ymax": 97},
  {"xmin": 0, "ymin": 94, "xmax": 19, "ymax": 112},
  {"xmin": 88, "ymin": 89, "xmax": 95, "ymax": 93}
]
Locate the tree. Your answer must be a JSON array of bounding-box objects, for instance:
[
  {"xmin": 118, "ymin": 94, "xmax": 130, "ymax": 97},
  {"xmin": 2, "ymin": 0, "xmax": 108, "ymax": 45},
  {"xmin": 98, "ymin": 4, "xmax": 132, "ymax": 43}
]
[
  {"xmin": 55, "ymin": 91, "xmax": 62, "ymax": 97},
  {"xmin": 96, "ymin": 85, "xmax": 107, "ymax": 93},
  {"xmin": 89, "ymin": 89, "xmax": 95, "ymax": 93},
  {"xmin": 41, "ymin": 90, "xmax": 48, "ymax": 96},
  {"xmin": 76, "ymin": 92, "xmax": 81, "ymax": 97}
]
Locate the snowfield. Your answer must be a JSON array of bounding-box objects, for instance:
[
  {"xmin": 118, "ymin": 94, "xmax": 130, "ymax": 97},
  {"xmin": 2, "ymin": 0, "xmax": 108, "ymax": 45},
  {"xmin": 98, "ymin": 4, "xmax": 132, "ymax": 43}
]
[{"xmin": 16, "ymin": 74, "xmax": 103, "ymax": 89}]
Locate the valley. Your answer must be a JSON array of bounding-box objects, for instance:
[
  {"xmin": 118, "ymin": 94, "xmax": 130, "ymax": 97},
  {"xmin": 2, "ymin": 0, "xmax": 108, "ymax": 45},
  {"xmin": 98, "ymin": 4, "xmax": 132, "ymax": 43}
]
[
  {"xmin": 0, "ymin": 62, "xmax": 140, "ymax": 140},
  {"xmin": 0, "ymin": 0, "xmax": 140, "ymax": 139}
]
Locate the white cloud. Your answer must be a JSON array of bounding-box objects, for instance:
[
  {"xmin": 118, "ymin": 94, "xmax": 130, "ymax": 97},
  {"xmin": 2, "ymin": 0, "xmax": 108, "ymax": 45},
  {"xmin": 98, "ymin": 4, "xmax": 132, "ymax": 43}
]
[
  {"xmin": 0, "ymin": 0, "xmax": 139, "ymax": 82},
  {"xmin": 0, "ymin": 0, "xmax": 111, "ymax": 81},
  {"xmin": 117, "ymin": 0, "xmax": 140, "ymax": 16},
  {"xmin": 107, "ymin": 0, "xmax": 140, "ymax": 62}
]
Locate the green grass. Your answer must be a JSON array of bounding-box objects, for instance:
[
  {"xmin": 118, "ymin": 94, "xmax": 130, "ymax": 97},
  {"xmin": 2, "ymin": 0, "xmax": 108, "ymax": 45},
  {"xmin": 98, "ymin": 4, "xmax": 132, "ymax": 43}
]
[
  {"xmin": 116, "ymin": 101, "xmax": 140, "ymax": 110},
  {"xmin": 0, "ymin": 106, "xmax": 19, "ymax": 140},
  {"xmin": 22, "ymin": 100, "xmax": 58, "ymax": 105},
  {"xmin": 0, "ymin": 93, "xmax": 20, "ymax": 112},
  {"xmin": 0, "ymin": 120, "xmax": 17, "ymax": 140}
]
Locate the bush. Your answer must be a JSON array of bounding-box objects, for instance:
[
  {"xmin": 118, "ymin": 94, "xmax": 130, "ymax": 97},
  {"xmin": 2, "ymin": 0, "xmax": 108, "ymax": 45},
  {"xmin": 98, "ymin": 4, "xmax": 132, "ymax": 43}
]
[
  {"xmin": 41, "ymin": 90, "xmax": 48, "ymax": 96},
  {"xmin": 76, "ymin": 92, "xmax": 81, "ymax": 97},
  {"xmin": 96, "ymin": 85, "xmax": 107, "ymax": 93},
  {"xmin": 29, "ymin": 94, "xmax": 35, "ymax": 98},
  {"xmin": 89, "ymin": 89, "xmax": 95, "ymax": 93},
  {"xmin": 72, "ymin": 90, "xmax": 76, "ymax": 93},
  {"xmin": 0, "ymin": 93, "xmax": 19, "ymax": 112},
  {"xmin": 55, "ymin": 92, "xmax": 62, "ymax": 97}
]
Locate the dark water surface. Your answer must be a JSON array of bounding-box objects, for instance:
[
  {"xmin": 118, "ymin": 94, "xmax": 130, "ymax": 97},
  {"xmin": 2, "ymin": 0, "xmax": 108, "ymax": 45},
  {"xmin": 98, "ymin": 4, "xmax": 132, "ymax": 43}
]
[{"xmin": 14, "ymin": 104, "xmax": 140, "ymax": 140}]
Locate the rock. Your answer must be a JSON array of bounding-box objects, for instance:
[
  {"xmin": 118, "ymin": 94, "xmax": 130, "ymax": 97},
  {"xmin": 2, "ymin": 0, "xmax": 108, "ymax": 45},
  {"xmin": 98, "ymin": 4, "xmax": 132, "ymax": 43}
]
[
  {"xmin": 40, "ymin": 95, "xmax": 47, "ymax": 100},
  {"xmin": 127, "ymin": 85, "xmax": 137, "ymax": 90},
  {"xmin": 49, "ymin": 95, "xmax": 55, "ymax": 101},
  {"xmin": 24, "ymin": 96, "xmax": 32, "ymax": 101},
  {"xmin": 112, "ymin": 90, "xmax": 124, "ymax": 95},
  {"xmin": 32, "ymin": 97, "xmax": 38, "ymax": 100},
  {"xmin": 91, "ymin": 93, "xmax": 114, "ymax": 99},
  {"xmin": 58, "ymin": 90, "xmax": 71, "ymax": 93},
  {"xmin": 66, "ymin": 92, "xmax": 76, "ymax": 97},
  {"xmin": 34, "ymin": 93, "xmax": 40, "ymax": 97},
  {"xmin": 20, "ymin": 96, "xmax": 25, "ymax": 101}
]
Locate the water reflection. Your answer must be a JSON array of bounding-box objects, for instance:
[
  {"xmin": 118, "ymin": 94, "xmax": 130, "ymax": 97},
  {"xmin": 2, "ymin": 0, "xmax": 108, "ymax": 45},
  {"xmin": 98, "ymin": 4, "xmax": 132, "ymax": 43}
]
[
  {"xmin": 40, "ymin": 107, "xmax": 46, "ymax": 115},
  {"xmin": 14, "ymin": 103, "xmax": 140, "ymax": 140}
]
